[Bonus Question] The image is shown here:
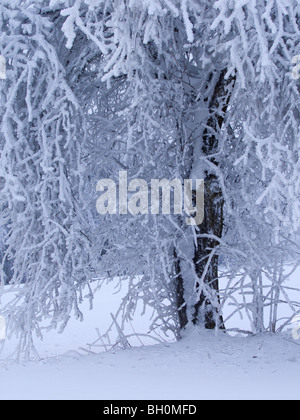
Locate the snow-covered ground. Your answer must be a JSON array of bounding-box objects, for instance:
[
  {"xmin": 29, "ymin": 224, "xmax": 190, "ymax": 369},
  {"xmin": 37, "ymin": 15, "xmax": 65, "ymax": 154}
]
[
  {"xmin": 0, "ymin": 328, "xmax": 300, "ymax": 400},
  {"xmin": 0, "ymin": 273, "xmax": 300, "ymax": 400}
]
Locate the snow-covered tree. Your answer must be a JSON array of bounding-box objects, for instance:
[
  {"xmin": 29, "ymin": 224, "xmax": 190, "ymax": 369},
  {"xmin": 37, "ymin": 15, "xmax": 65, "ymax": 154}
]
[
  {"xmin": 61, "ymin": 0, "xmax": 300, "ymax": 336},
  {"xmin": 0, "ymin": 0, "xmax": 299, "ymax": 356},
  {"xmin": 0, "ymin": 0, "xmax": 95, "ymax": 357}
]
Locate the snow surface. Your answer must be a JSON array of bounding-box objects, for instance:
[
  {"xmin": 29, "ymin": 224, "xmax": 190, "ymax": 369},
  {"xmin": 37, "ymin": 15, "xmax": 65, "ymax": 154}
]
[
  {"xmin": 0, "ymin": 275, "xmax": 300, "ymax": 400},
  {"xmin": 0, "ymin": 328, "xmax": 300, "ymax": 400}
]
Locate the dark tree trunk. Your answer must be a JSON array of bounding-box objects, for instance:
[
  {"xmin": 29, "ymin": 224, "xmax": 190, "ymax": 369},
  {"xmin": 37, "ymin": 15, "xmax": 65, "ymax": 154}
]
[
  {"xmin": 192, "ymin": 175, "xmax": 225, "ymax": 329},
  {"xmin": 174, "ymin": 249, "xmax": 188, "ymax": 332},
  {"xmin": 193, "ymin": 69, "xmax": 236, "ymax": 329}
]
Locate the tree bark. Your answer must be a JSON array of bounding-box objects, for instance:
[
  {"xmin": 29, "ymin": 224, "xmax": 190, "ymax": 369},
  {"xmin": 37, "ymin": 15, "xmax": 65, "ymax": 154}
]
[
  {"xmin": 192, "ymin": 69, "xmax": 236, "ymax": 329},
  {"xmin": 174, "ymin": 249, "xmax": 189, "ymax": 332}
]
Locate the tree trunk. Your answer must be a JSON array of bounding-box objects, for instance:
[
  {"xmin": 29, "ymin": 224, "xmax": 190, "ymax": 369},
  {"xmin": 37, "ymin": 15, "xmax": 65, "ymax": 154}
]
[
  {"xmin": 193, "ymin": 69, "xmax": 236, "ymax": 329},
  {"xmin": 192, "ymin": 174, "xmax": 225, "ymax": 329},
  {"xmin": 174, "ymin": 249, "xmax": 189, "ymax": 332}
]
